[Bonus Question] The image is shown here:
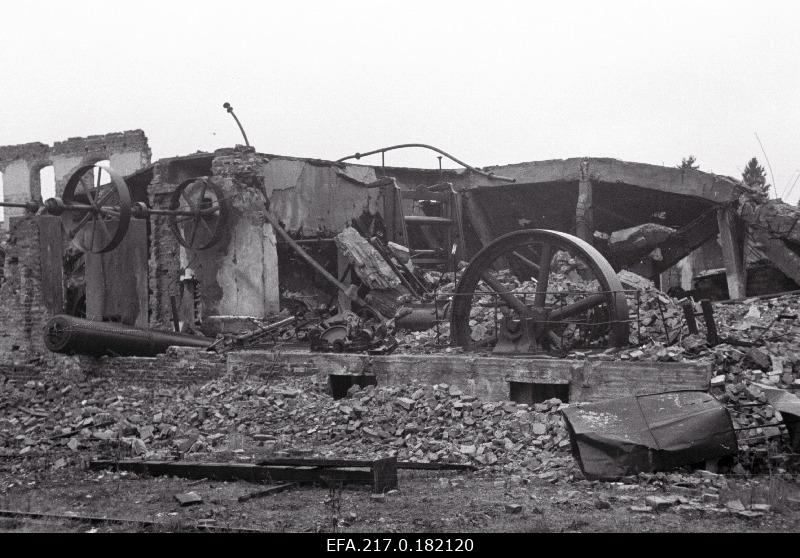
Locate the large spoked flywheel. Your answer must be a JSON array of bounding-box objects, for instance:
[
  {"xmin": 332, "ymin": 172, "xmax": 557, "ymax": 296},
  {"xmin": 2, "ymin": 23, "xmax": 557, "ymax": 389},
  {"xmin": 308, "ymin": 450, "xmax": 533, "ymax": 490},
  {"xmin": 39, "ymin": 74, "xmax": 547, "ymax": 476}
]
[{"xmin": 450, "ymin": 229, "xmax": 630, "ymax": 354}]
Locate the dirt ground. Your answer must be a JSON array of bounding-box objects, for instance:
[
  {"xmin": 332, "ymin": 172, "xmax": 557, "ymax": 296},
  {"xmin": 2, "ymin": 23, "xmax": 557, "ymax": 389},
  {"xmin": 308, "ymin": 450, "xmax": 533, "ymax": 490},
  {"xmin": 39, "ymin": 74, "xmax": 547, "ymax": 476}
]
[{"xmin": 1, "ymin": 466, "xmax": 799, "ymax": 533}]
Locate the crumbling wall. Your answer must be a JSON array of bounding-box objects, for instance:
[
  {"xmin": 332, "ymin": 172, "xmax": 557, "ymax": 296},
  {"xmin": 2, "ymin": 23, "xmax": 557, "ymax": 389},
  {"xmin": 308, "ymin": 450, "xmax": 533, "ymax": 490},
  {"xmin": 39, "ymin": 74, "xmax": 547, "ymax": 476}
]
[
  {"xmin": 147, "ymin": 158, "xmax": 208, "ymax": 330},
  {"xmin": 0, "ymin": 131, "xmax": 151, "ymax": 229},
  {"xmin": 50, "ymin": 130, "xmax": 152, "ymax": 195},
  {"xmin": 263, "ymin": 158, "xmax": 383, "ymax": 235},
  {"xmin": 0, "ymin": 143, "xmax": 50, "ymax": 225},
  {"xmin": 146, "ymin": 149, "xmax": 413, "ymax": 329},
  {"xmin": 0, "ymin": 216, "xmax": 51, "ymax": 354},
  {"xmin": 0, "ymin": 131, "xmax": 151, "ymax": 358},
  {"xmin": 148, "ymin": 148, "xmax": 282, "ymax": 330}
]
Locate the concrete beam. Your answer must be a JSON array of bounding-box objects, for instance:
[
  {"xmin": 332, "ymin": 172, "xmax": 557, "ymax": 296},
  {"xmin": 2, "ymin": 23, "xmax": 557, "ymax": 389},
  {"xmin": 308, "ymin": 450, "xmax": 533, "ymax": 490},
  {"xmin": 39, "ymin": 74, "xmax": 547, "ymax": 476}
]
[
  {"xmin": 653, "ymin": 210, "xmax": 720, "ymax": 273},
  {"xmin": 717, "ymin": 207, "xmax": 747, "ymax": 299},
  {"xmin": 749, "ymin": 229, "xmax": 800, "ymax": 286},
  {"xmin": 227, "ymin": 350, "xmax": 713, "ymax": 403},
  {"xmin": 464, "ymin": 157, "xmax": 740, "ymax": 203}
]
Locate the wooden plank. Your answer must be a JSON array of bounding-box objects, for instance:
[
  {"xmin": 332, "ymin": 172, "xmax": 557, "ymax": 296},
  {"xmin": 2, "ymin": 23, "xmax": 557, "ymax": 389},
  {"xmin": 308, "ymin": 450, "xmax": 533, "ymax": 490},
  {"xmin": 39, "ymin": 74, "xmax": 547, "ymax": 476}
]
[
  {"xmin": 400, "ymin": 190, "xmax": 451, "ymax": 202},
  {"xmin": 334, "ymin": 226, "xmax": 402, "ymax": 291},
  {"xmin": 90, "ymin": 459, "xmax": 397, "ymax": 490},
  {"xmin": 85, "ymin": 219, "xmax": 149, "ymax": 326},
  {"xmin": 371, "ymin": 457, "xmax": 398, "ymax": 492},
  {"xmin": 382, "ymin": 182, "xmax": 398, "ymax": 244},
  {"xmin": 37, "ymin": 216, "xmax": 64, "ymax": 314},
  {"xmin": 257, "ymin": 457, "xmax": 475, "ymax": 471}
]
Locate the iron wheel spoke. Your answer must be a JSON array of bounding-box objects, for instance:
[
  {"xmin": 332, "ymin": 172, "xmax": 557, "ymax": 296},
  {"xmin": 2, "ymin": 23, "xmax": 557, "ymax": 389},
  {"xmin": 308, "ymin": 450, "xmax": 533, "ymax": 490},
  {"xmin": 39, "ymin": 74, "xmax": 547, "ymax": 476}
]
[
  {"xmin": 533, "ymin": 243, "xmax": 552, "ymax": 308},
  {"xmin": 480, "ymin": 270, "xmax": 533, "ymax": 318}
]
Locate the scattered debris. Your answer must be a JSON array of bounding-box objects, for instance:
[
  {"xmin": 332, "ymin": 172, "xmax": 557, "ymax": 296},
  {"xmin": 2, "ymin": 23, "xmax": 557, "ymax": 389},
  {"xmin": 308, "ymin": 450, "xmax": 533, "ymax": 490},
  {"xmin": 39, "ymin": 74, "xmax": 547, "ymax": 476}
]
[
  {"xmin": 237, "ymin": 483, "xmax": 297, "ymax": 503},
  {"xmin": 92, "ymin": 457, "xmax": 398, "ymax": 492},
  {"xmin": 174, "ymin": 491, "xmax": 203, "ymax": 507}
]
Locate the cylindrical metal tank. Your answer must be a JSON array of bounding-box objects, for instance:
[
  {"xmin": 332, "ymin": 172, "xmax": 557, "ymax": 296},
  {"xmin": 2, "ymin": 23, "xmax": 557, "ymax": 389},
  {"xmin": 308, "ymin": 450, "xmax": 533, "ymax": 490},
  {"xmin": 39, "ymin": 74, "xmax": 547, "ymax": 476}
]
[{"xmin": 44, "ymin": 314, "xmax": 212, "ymax": 357}]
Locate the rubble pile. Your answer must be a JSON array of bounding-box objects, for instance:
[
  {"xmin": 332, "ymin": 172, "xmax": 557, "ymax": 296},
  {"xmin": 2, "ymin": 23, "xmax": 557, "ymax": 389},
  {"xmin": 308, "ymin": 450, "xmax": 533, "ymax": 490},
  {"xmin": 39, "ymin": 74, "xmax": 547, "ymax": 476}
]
[
  {"xmin": 707, "ymin": 294, "xmax": 800, "ymax": 471},
  {"xmin": 397, "ymin": 266, "xmax": 689, "ymax": 353},
  {"xmin": 0, "ymin": 375, "xmax": 574, "ymax": 479},
  {"xmin": 712, "ymin": 374, "xmax": 789, "ymax": 473}
]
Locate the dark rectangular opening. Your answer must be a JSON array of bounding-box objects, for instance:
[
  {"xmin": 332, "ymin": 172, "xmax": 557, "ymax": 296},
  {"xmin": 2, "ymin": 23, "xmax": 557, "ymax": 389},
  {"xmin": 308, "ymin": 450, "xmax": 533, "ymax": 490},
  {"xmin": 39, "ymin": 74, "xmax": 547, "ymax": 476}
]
[
  {"xmin": 509, "ymin": 382, "xmax": 569, "ymax": 405},
  {"xmin": 328, "ymin": 375, "xmax": 378, "ymax": 399}
]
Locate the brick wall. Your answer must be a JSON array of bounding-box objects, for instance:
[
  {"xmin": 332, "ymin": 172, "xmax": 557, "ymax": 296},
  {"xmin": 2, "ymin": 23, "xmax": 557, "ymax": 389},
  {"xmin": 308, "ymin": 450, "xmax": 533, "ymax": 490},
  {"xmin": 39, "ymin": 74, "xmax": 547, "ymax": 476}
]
[
  {"xmin": 147, "ymin": 146, "xmax": 276, "ymax": 328},
  {"xmin": 0, "ymin": 216, "xmax": 49, "ymax": 354},
  {"xmin": 0, "ymin": 347, "xmax": 227, "ymax": 386},
  {"xmin": 84, "ymin": 347, "xmax": 226, "ymax": 386},
  {"xmin": 147, "ymin": 161, "xmax": 196, "ymax": 329},
  {"xmin": 0, "ymin": 130, "xmax": 151, "ymax": 227}
]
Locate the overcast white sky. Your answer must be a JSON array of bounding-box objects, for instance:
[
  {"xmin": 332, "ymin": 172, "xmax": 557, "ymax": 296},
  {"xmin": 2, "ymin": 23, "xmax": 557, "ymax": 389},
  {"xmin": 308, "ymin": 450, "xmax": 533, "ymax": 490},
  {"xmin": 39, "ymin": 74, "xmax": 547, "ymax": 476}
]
[{"xmin": 2, "ymin": 0, "xmax": 799, "ymax": 202}]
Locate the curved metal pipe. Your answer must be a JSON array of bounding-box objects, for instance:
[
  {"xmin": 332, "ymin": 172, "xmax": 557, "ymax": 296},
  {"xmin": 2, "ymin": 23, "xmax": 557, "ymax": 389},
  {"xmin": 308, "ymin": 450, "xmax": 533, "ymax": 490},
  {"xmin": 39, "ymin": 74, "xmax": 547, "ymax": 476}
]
[
  {"xmin": 223, "ymin": 102, "xmax": 250, "ymax": 147},
  {"xmin": 337, "ymin": 143, "xmax": 516, "ymax": 183}
]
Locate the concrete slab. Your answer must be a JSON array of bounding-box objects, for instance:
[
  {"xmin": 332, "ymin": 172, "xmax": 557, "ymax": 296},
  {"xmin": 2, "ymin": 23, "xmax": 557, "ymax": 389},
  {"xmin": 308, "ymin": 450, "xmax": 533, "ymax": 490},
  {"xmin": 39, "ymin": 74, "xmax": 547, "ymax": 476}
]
[{"xmin": 227, "ymin": 350, "xmax": 713, "ymax": 403}]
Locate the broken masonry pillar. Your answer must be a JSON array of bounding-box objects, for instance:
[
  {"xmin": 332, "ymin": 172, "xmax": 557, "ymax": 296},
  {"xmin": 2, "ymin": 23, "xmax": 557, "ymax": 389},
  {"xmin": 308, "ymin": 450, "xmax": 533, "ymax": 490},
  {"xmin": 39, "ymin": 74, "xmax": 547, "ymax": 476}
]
[
  {"xmin": 575, "ymin": 159, "xmax": 594, "ymax": 242},
  {"xmin": 716, "ymin": 206, "xmax": 747, "ymax": 299}
]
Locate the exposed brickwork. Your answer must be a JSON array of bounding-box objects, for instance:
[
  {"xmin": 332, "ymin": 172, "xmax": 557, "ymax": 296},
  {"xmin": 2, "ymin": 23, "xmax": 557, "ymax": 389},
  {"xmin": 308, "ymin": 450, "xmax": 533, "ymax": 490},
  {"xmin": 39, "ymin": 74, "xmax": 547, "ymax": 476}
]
[
  {"xmin": 50, "ymin": 130, "xmax": 150, "ymax": 159},
  {"xmin": 0, "ymin": 216, "xmax": 50, "ymax": 354},
  {"xmin": 0, "ymin": 347, "xmax": 226, "ymax": 386},
  {"xmin": 0, "ymin": 143, "xmax": 50, "ymax": 170},
  {"xmin": 85, "ymin": 347, "xmax": 226, "ymax": 385},
  {"xmin": 147, "ymin": 146, "xmax": 273, "ymax": 328},
  {"xmin": 0, "ymin": 130, "xmax": 151, "ymax": 226},
  {"xmin": 147, "ymin": 161, "xmax": 182, "ymax": 329},
  {"xmin": 211, "ymin": 146, "xmax": 266, "ymax": 189}
]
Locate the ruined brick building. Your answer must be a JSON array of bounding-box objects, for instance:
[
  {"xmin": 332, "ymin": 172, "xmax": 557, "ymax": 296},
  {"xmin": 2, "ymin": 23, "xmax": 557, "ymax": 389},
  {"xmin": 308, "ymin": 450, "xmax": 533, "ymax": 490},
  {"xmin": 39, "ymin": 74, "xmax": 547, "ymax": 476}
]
[{"xmin": 1, "ymin": 129, "xmax": 798, "ymax": 359}]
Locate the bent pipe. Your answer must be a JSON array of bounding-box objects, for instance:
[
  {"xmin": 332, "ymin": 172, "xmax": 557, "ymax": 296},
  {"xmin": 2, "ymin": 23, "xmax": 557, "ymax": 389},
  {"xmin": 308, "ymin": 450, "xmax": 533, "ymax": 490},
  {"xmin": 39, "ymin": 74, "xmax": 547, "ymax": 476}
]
[{"xmin": 336, "ymin": 143, "xmax": 516, "ymax": 183}]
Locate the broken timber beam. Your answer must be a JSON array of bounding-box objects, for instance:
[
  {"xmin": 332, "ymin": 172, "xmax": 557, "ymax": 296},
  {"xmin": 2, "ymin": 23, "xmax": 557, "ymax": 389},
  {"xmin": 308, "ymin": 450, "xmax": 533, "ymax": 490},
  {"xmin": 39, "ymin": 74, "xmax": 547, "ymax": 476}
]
[
  {"xmin": 257, "ymin": 457, "xmax": 476, "ymax": 472},
  {"xmin": 653, "ymin": 210, "xmax": 720, "ymax": 273},
  {"xmin": 90, "ymin": 458, "xmax": 398, "ymax": 492}
]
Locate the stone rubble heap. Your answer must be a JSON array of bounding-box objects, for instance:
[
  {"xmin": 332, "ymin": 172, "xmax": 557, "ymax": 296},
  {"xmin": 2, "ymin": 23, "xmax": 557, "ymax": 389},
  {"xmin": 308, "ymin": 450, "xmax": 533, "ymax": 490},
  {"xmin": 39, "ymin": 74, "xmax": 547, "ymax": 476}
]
[
  {"xmin": 398, "ymin": 267, "xmax": 690, "ymax": 353},
  {"xmin": 2, "ymin": 286, "xmax": 800, "ymax": 488},
  {"xmin": 0, "ymin": 375, "xmax": 574, "ymax": 480}
]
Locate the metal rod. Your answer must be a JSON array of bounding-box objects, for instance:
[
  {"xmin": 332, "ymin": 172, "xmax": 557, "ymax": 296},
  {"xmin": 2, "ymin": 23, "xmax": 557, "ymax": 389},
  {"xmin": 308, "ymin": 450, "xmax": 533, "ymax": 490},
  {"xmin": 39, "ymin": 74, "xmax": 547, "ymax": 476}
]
[
  {"xmin": 0, "ymin": 201, "xmax": 40, "ymax": 210},
  {"xmin": 148, "ymin": 207, "xmax": 218, "ymax": 217},
  {"xmin": 337, "ymin": 143, "xmax": 516, "ymax": 182},
  {"xmin": 223, "ymin": 102, "xmax": 250, "ymax": 147},
  {"xmin": 262, "ymin": 209, "xmax": 378, "ymax": 315},
  {"xmin": 275, "ymin": 238, "xmax": 336, "ymax": 244}
]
